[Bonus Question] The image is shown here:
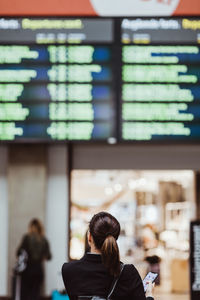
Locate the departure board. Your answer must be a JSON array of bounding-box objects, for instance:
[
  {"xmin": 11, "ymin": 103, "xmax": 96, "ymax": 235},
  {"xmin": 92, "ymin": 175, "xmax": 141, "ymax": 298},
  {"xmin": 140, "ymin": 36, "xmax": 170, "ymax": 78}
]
[
  {"xmin": 0, "ymin": 18, "xmax": 116, "ymax": 141},
  {"xmin": 121, "ymin": 18, "xmax": 200, "ymax": 141},
  {"xmin": 1, "ymin": 17, "xmax": 200, "ymax": 143}
]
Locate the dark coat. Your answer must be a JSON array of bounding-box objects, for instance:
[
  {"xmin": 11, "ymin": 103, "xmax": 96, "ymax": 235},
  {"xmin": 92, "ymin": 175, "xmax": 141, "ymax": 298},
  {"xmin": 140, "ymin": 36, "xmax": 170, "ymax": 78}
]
[
  {"xmin": 62, "ymin": 253, "xmax": 153, "ymax": 300},
  {"xmin": 16, "ymin": 233, "xmax": 52, "ymax": 300}
]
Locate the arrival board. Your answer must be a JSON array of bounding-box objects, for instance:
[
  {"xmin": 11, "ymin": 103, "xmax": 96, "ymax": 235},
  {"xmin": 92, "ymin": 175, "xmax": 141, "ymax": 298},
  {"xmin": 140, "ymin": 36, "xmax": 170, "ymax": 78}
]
[{"xmin": 121, "ymin": 18, "xmax": 200, "ymax": 141}]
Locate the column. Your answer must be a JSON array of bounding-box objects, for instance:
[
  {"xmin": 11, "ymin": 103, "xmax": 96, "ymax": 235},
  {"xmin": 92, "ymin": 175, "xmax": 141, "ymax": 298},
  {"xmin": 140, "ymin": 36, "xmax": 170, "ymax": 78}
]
[
  {"xmin": 0, "ymin": 146, "xmax": 8, "ymax": 296},
  {"xmin": 45, "ymin": 145, "xmax": 69, "ymax": 295}
]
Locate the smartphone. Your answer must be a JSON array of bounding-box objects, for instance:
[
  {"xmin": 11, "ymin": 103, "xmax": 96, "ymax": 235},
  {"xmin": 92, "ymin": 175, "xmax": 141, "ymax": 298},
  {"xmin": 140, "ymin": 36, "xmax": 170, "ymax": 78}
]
[{"xmin": 143, "ymin": 272, "xmax": 158, "ymax": 292}]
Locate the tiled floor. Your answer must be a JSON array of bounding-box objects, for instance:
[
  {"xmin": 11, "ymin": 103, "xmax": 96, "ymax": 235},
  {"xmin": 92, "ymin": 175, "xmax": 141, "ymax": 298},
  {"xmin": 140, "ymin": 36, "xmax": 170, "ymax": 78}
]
[
  {"xmin": 153, "ymin": 281, "xmax": 189, "ymax": 300},
  {"xmin": 154, "ymin": 292, "xmax": 189, "ymax": 300}
]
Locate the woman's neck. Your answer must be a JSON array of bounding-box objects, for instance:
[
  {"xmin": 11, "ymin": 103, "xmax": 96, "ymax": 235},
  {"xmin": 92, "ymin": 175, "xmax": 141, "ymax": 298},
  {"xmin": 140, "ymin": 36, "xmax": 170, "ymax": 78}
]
[{"xmin": 90, "ymin": 244, "xmax": 101, "ymax": 254}]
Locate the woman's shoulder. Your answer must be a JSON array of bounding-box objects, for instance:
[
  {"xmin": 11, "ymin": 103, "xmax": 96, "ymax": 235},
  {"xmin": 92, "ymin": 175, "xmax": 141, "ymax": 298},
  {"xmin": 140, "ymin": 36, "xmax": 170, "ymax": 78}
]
[
  {"xmin": 21, "ymin": 233, "xmax": 30, "ymax": 243},
  {"xmin": 62, "ymin": 259, "xmax": 83, "ymax": 277},
  {"xmin": 110, "ymin": 263, "xmax": 143, "ymax": 298},
  {"xmin": 23, "ymin": 233, "xmax": 29, "ymax": 239},
  {"xmin": 121, "ymin": 263, "xmax": 143, "ymax": 285},
  {"xmin": 123, "ymin": 263, "xmax": 140, "ymax": 275},
  {"xmin": 41, "ymin": 235, "xmax": 50, "ymax": 244},
  {"xmin": 62, "ymin": 260, "xmax": 78, "ymax": 270}
]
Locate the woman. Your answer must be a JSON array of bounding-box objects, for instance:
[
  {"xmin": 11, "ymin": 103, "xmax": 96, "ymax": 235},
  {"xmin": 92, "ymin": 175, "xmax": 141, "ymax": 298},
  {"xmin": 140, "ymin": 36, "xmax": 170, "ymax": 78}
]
[
  {"xmin": 16, "ymin": 218, "xmax": 52, "ymax": 300},
  {"xmin": 62, "ymin": 212, "xmax": 154, "ymax": 300}
]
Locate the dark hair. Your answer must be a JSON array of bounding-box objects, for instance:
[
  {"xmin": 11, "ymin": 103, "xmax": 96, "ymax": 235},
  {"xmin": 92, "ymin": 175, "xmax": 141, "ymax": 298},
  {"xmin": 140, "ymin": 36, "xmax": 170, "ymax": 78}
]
[
  {"xmin": 29, "ymin": 218, "xmax": 44, "ymax": 237},
  {"xmin": 84, "ymin": 230, "xmax": 91, "ymax": 253},
  {"xmin": 89, "ymin": 211, "xmax": 120, "ymax": 277}
]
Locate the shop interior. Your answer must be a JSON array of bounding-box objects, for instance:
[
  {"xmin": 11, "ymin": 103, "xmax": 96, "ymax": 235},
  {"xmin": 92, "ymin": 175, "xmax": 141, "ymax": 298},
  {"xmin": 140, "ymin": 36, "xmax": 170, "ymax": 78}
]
[{"xmin": 70, "ymin": 170, "xmax": 195, "ymax": 298}]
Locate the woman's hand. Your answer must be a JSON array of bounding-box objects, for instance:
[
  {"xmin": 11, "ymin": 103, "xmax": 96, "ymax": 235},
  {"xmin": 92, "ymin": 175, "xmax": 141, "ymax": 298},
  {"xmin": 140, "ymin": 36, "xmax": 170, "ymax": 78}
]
[{"xmin": 146, "ymin": 281, "xmax": 155, "ymax": 298}]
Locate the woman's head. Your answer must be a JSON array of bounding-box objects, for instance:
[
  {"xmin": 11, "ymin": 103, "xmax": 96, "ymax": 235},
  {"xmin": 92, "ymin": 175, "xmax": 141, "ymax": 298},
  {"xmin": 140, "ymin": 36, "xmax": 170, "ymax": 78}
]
[
  {"xmin": 29, "ymin": 218, "xmax": 44, "ymax": 237},
  {"xmin": 89, "ymin": 211, "xmax": 121, "ymax": 277}
]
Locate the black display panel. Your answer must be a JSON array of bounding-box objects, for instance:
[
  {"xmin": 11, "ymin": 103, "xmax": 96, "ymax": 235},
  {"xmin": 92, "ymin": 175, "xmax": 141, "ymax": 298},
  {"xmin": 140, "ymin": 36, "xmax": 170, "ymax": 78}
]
[
  {"xmin": 190, "ymin": 221, "xmax": 200, "ymax": 300},
  {"xmin": 0, "ymin": 17, "xmax": 116, "ymax": 141},
  {"xmin": 121, "ymin": 18, "xmax": 200, "ymax": 142},
  {"xmin": 1, "ymin": 17, "xmax": 200, "ymax": 142}
]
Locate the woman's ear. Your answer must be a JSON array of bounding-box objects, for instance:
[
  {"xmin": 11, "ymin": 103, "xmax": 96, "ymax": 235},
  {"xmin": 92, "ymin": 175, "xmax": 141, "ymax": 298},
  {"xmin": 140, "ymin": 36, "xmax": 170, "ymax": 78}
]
[{"xmin": 87, "ymin": 231, "xmax": 92, "ymax": 246}]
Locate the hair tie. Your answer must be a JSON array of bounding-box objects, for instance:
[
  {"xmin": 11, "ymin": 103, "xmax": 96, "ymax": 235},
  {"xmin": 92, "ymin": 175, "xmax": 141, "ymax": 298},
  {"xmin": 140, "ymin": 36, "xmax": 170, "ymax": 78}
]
[{"xmin": 106, "ymin": 232, "xmax": 113, "ymax": 238}]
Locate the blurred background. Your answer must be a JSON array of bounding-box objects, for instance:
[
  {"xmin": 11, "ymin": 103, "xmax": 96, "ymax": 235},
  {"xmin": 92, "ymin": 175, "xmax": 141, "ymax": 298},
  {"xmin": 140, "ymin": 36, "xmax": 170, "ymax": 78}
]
[{"xmin": 1, "ymin": 145, "xmax": 200, "ymax": 300}]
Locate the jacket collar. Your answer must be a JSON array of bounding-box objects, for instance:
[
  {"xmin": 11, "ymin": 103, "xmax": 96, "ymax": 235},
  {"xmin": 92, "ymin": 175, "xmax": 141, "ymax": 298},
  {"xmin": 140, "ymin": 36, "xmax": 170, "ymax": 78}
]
[{"xmin": 83, "ymin": 252, "xmax": 102, "ymax": 262}]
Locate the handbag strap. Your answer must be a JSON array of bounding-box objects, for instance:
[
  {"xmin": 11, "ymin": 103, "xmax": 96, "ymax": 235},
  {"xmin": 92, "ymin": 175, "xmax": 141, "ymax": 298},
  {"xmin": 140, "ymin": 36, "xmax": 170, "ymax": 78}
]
[{"xmin": 107, "ymin": 263, "xmax": 125, "ymax": 300}]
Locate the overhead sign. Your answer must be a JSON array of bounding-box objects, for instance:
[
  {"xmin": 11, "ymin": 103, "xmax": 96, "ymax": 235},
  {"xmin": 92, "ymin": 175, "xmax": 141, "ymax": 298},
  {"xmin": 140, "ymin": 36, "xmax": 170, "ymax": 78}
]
[
  {"xmin": 1, "ymin": 17, "xmax": 200, "ymax": 142},
  {"xmin": 0, "ymin": 0, "xmax": 200, "ymax": 16}
]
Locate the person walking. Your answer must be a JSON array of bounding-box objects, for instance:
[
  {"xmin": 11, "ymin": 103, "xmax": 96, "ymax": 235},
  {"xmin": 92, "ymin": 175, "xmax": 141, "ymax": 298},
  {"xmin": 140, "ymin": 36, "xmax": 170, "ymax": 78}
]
[
  {"xmin": 62, "ymin": 211, "xmax": 154, "ymax": 300},
  {"xmin": 16, "ymin": 218, "xmax": 52, "ymax": 300}
]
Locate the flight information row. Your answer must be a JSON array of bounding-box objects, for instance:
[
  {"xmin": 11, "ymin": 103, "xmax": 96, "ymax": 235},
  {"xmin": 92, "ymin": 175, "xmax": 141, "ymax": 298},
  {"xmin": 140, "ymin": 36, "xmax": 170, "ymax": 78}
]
[
  {"xmin": 0, "ymin": 121, "xmax": 115, "ymax": 141},
  {"xmin": 1, "ymin": 83, "xmax": 200, "ymax": 102},
  {"xmin": 1, "ymin": 45, "xmax": 200, "ymax": 64},
  {"xmin": 0, "ymin": 46, "xmax": 111, "ymax": 64},
  {"xmin": 0, "ymin": 84, "xmax": 112, "ymax": 102},
  {"xmin": 0, "ymin": 65, "xmax": 112, "ymax": 83},
  {"xmin": 0, "ymin": 102, "xmax": 114, "ymax": 121},
  {"xmin": 1, "ymin": 121, "xmax": 200, "ymax": 141},
  {"xmin": 1, "ymin": 102, "xmax": 200, "ymax": 122},
  {"xmin": 1, "ymin": 63, "xmax": 199, "ymax": 83}
]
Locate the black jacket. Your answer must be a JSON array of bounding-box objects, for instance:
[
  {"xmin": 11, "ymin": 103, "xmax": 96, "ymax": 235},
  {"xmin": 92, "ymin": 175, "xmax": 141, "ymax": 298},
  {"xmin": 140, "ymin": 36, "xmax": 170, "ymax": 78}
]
[
  {"xmin": 17, "ymin": 233, "xmax": 52, "ymax": 264},
  {"xmin": 17, "ymin": 233, "xmax": 52, "ymax": 277},
  {"xmin": 62, "ymin": 253, "xmax": 154, "ymax": 300}
]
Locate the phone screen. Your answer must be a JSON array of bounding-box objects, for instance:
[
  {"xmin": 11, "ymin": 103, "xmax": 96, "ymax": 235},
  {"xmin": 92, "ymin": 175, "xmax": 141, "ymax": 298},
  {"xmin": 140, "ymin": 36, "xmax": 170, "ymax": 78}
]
[{"xmin": 143, "ymin": 272, "xmax": 158, "ymax": 292}]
